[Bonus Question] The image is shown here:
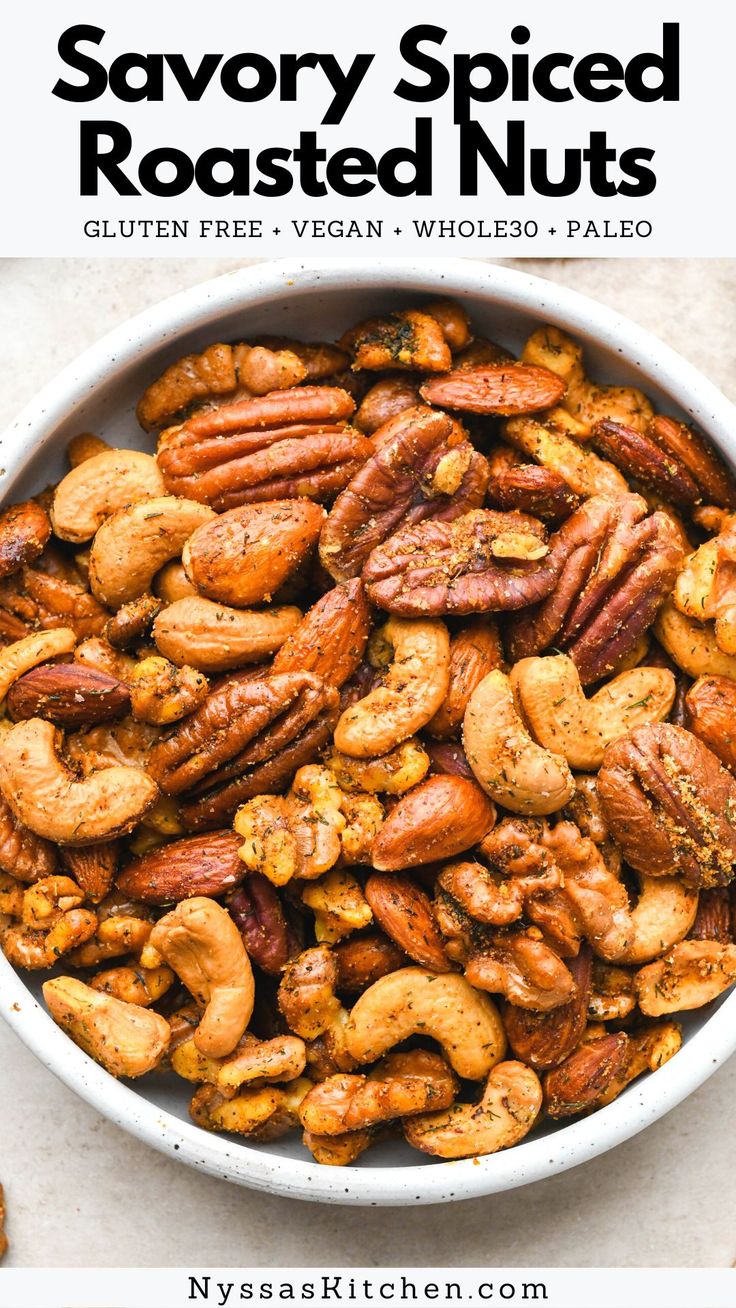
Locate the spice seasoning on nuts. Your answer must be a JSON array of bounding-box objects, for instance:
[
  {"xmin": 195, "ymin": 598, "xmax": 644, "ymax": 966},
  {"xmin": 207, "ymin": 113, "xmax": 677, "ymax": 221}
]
[{"xmin": 2, "ymin": 301, "xmax": 736, "ymax": 1164}]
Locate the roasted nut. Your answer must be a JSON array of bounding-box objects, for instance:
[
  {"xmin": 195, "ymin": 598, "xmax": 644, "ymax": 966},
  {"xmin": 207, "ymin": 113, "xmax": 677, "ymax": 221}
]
[
  {"xmin": 654, "ymin": 599, "xmax": 736, "ymax": 681},
  {"xmin": 43, "ymin": 975, "xmax": 169, "ymax": 1077},
  {"xmin": 302, "ymin": 868, "xmax": 372, "ymax": 944},
  {"xmin": 355, "ymin": 376, "xmax": 421, "ymax": 434},
  {"xmin": 503, "ymin": 412, "xmax": 628, "ymax": 500},
  {"xmin": 334, "ymin": 933, "xmax": 408, "ymax": 991},
  {"xmin": 89, "ymin": 497, "xmax": 215, "ymax": 608},
  {"xmin": 234, "ymin": 765, "xmax": 345, "ymax": 887},
  {"xmin": 404, "ymin": 1060, "xmax": 541, "ymax": 1159},
  {"xmin": 0, "ymin": 792, "xmax": 57, "ymax": 883},
  {"xmin": 543, "ymin": 1033, "xmax": 629, "ymax": 1117},
  {"xmin": 157, "ymin": 386, "xmax": 367, "ymax": 509},
  {"xmin": 647, "ymin": 415, "xmax": 736, "ymax": 509},
  {"xmin": 0, "ymin": 1184, "xmax": 7, "ymax": 1262},
  {"xmin": 153, "ymin": 596, "xmax": 301, "ymax": 674},
  {"xmin": 486, "ymin": 457, "xmax": 581, "ymax": 523},
  {"xmin": 60, "ymin": 842, "xmax": 118, "ymax": 902},
  {"xmin": 271, "ymin": 578, "xmax": 370, "ymax": 688},
  {"xmin": 591, "ymin": 420, "xmax": 700, "ymax": 507},
  {"xmin": 153, "ymin": 560, "xmax": 198, "ymax": 603},
  {"xmin": 278, "ymin": 945, "xmax": 343, "ymax": 1040},
  {"xmin": 436, "ymin": 850, "xmax": 560, "ymax": 931},
  {"xmin": 129, "ymin": 656, "xmax": 208, "ymax": 725},
  {"xmin": 135, "ymin": 341, "xmax": 299, "ymax": 430},
  {"xmin": 190, "ymin": 1079, "xmax": 310, "ymax": 1141},
  {"xmin": 364, "ymin": 874, "xmax": 452, "ymax": 971},
  {"xmin": 503, "ymin": 946, "xmax": 592, "ymax": 1069},
  {"xmin": 511, "ymin": 654, "xmax": 676, "ymax": 770},
  {"xmin": 420, "ymin": 363, "xmax": 565, "ymax": 415},
  {"xmin": 507, "ymin": 494, "xmax": 684, "ymax": 685},
  {"xmin": 252, "ymin": 337, "xmax": 349, "ymax": 382},
  {"xmin": 588, "ymin": 960, "xmax": 637, "ymax": 1021},
  {"xmin": 7, "ymin": 663, "xmax": 131, "ymax": 728},
  {"xmin": 300, "ymin": 1050, "xmax": 458, "ymax": 1134},
  {"xmin": 598, "ymin": 723, "xmax": 736, "ymax": 887},
  {"xmin": 464, "ymin": 670, "xmax": 575, "ymax": 816},
  {"xmin": 74, "ymin": 637, "xmax": 138, "ymax": 684},
  {"xmin": 0, "ymin": 627, "xmax": 77, "ymax": 703},
  {"xmin": 67, "ymin": 432, "xmax": 109, "ymax": 466},
  {"xmin": 149, "ymin": 896, "xmax": 254, "ymax": 1057},
  {"xmin": 427, "ymin": 617, "xmax": 504, "ymax": 740},
  {"xmin": 340, "ymin": 309, "xmax": 452, "ymax": 372},
  {"xmin": 424, "ymin": 738, "xmax": 476, "ymax": 780},
  {"xmin": 688, "ymin": 887, "xmax": 732, "ymax": 943},
  {"xmin": 345, "ymin": 968, "xmax": 506, "ymax": 1080},
  {"xmin": 51, "ymin": 450, "xmax": 165, "ymax": 543},
  {"xmin": 363, "ymin": 508, "xmax": 564, "ymax": 617},
  {"xmin": 464, "ymin": 930, "xmax": 578, "ymax": 1012},
  {"xmin": 0, "ymin": 501, "xmax": 51, "ymax": 578},
  {"xmin": 325, "ymin": 739, "xmax": 430, "ymax": 795},
  {"xmin": 370, "ymin": 775, "xmax": 496, "ymax": 870},
  {"xmin": 90, "ymin": 962, "xmax": 175, "ymax": 1007},
  {"xmin": 319, "ymin": 408, "xmax": 489, "ymax": 582},
  {"xmin": 334, "ymin": 617, "xmax": 450, "ymax": 758},
  {"xmin": 0, "ymin": 718, "xmax": 158, "ymax": 843},
  {"xmin": 635, "ymin": 940, "xmax": 736, "ymax": 1015},
  {"xmin": 104, "ymin": 594, "xmax": 162, "ymax": 649},
  {"xmin": 229, "ymin": 873, "xmax": 297, "ymax": 975},
  {"xmin": 684, "ymin": 676, "xmax": 736, "ymax": 772},
  {"xmin": 117, "ymin": 830, "xmax": 244, "ymax": 904},
  {"xmin": 522, "ymin": 325, "xmax": 653, "ymax": 433},
  {"xmin": 182, "ymin": 500, "xmax": 324, "ymax": 607}
]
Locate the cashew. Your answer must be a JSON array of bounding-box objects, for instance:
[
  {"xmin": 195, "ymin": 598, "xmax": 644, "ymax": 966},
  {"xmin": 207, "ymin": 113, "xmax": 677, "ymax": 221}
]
[
  {"xmin": 503, "ymin": 413, "xmax": 628, "ymax": 498},
  {"xmin": 404, "ymin": 1060, "xmax": 542, "ymax": 1159},
  {"xmin": 674, "ymin": 539, "xmax": 719, "ymax": 619},
  {"xmin": 51, "ymin": 450, "xmax": 165, "ymax": 544},
  {"xmin": 654, "ymin": 599, "xmax": 736, "ymax": 680},
  {"xmin": 463, "ymin": 669, "xmax": 575, "ymax": 815},
  {"xmin": 636, "ymin": 940, "xmax": 736, "ymax": 1015},
  {"xmin": 149, "ymin": 896, "xmax": 254, "ymax": 1057},
  {"xmin": 0, "ymin": 718, "xmax": 159, "ymax": 842},
  {"xmin": 0, "ymin": 627, "xmax": 76, "ymax": 703},
  {"xmin": 603, "ymin": 875, "xmax": 699, "ymax": 965},
  {"xmin": 512, "ymin": 654, "xmax": 675, "ymax": 771},
  {"xmin": 43, "ymin": 975, "xmax": 169, "ymax": 1077},
  {"xmin": 153, "ymin": 596, "xmax": 302, "ymax": 673},
  {"xmin": 89, "ymin": 497, "xmax": 215, "ymax": 608},
  {"xmin": 344, "ymin": 968, "xmax": 506, "ymax": 1080},
  {"xmin": 299, "ymin": 1051, "xmax": 458, "ymax": 1134},
  {"xmin": 334, "ymin": 618, "xmax": 450, "ymax": 758}
]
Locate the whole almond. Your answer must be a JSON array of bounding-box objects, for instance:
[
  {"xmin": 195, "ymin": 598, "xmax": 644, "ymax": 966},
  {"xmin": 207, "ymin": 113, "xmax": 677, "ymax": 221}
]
[
  {"xmin": 116, "ymin": 830, "xmax": 245, "ymax": 904},
  {"xmin": 543, "ymin": 1033, "xmax": 629, "ymax": 1118},
  {"xmin": 7, "ymin": 663, "xmax": 130, "ymax": 727},
  {"xmin": 370, "ymin": 775, "xmax": 496, "ymax": 870},
  {"xmin": 61, "ymin": 841, "xmax": 119, "ymax": 903},
  {"xmin": 420, "ymin": 364, "xmax": 566, "ymax": 416},
  {"xmin": 272, "ymin": 578, "xmax": 370, "ymax": 687},
  {"xmin": 183, "ymin": 500, "xmax": 325, "ymax": 606},
  {"xmin": 365, "ymin": 874, "xmax": 451, "ymax": 973}
]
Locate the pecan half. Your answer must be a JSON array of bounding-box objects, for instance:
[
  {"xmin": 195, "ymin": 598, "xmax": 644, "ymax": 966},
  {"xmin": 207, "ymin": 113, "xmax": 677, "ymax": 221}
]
[
  {"xmin": 228, "ymin": 873, "xmax": 299, "ymax": 975},
  {"xmin": 0, "ymin": 502, "xmax": 51, "ymax": 579},
  {"xmin": 116, "ymin": 831, "xmax": 244, "ymax": 904},
  {"xmin": 0, "ymin": 791, "xmax": 57, "ymax": 882},
  {"xmin": 0, "ymin": 567, "xmax": 108, "ymax": 644},
  {"xmin": 507, "ymin": 494, "xmax": 684, "ymax": 684},
  {"xmin": 364, "ymin": 874, "xmax": 452, "ymax": 972},
  {"xmin": 7, "ymin": 664, "xmax": 130, "ymax": 728},
  {"xmin": 688, "ymin": 887, "xmax": 732, "ymax": 943},
  {"xmin": 318, "ymin": 408, "xmax": 490, "ymax": 582},
  {"xmin": 157, "ymin": 386, "xmax": 369, "ymax": 510},
  {"xmin": 503, "ymin": 945, "xmax": 592, "ymax": 1069},
  {"xmin": 420, "ymin": 364, "xmax": 565, "ymax": 415},
  {"xmin": 598, "ymin": 723, "xmax": 736, "ymax": 887}
]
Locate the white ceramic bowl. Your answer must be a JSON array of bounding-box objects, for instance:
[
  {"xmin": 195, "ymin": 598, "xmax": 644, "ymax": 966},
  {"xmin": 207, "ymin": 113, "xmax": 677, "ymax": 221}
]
[{"xmin": 2, "ymin": 257, "xmax": 736, "ymax": 1206}]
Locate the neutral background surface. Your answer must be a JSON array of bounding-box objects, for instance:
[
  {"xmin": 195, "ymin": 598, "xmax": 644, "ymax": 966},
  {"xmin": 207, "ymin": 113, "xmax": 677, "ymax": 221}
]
[{"xmin": 1, "ymin": 257, "xmax": 735, "ymax": 1268}]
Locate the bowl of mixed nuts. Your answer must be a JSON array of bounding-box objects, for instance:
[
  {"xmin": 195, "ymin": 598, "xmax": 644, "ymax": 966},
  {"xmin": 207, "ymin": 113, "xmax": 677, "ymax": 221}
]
[{"xmin": 1, "ymin": 257, "xmax": 736, "ymax": 1205}]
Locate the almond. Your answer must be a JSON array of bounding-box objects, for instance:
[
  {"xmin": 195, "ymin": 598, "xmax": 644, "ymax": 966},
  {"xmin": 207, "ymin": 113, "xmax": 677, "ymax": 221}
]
[
  {"xmin": 61, "ymin": 841, "xmax": 119, "ymax": 903},
  {"xmin": 0, "ymin": 501, "xmax": 51, "ymax": 578},
  {"xmin": 116, "ymin": 830, "xmax": 245, "ymax": 904},
  {"xmin": 503, "ymin": 945, "xmax": 592, "ymax": 1070},
  {"xmin": 182, "ymin": 500, "xmax": 325, "ymax": 607},
  {"xmin": 6, "ymin": 663, "xmax": 130, "ymax": 727},
  {"xmin": 272, "ymin": 578, "xmax": 370, "ymax": 688},
  {"xmin": 543, "ymin": 1033, "xmax": 629, "ymax": 1118},
  {"xmin": 370, "ymin": 775, "xmax": 496, "ymax": 870},
  {"xmin": 364, "ymin": 874, "xmax": 452, "ymax": 973},
  {"xmin": 420, "ymin": 364, "xmax": 566, "ymax": 416}
]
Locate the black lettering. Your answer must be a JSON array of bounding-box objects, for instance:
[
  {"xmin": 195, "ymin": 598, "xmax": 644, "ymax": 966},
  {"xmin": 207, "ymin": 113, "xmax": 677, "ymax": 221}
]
[
  {"xmin": 531, "ymin": 53, "xmax": 573, "ymax": 102},
  {"xmin": 625, "ymin": 23, "xmax": 679, "ymax": 101},
  {"xmin": 53, "ymin": 24, "xmax": 107, "ymax": 101},
  {"xmin": 80, "ymin": 120, "xmax": 140, "ymax": 195},
  {"xmin": 573, "ymin": 53, "xmax": 623, "ymax": 101},
  {"xmin": 394, "ymin": 24, "xmax": 450, "ymax": 102},
  {"xmin": 459, "ymin": 120, "xmax": 525, "ymax": 196},
  {"xmin": 617, "ymin": 147, "xmax": 657, "ymax": 196}
]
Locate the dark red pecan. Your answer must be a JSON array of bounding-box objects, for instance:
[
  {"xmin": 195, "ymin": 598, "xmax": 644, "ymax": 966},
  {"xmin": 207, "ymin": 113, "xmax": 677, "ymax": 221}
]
[
  {"xmin": 504, "ymin": 945, "xmax": 592, "ymax": 1070},
  {"xmin": 0, "ymin": 502, "xmax": 51, "ymax": 579},
  {"xmin": 0, "ymin": 567, "xmax": 109, "ymax": 644},
  {"xmin": 363, "ymin": 507, "xmax": 566, "ymax": 617},
  {"xmin": 648, "ymin": 415, "xmax": 736, "ymax": 509},
  {"xmin": 116, "ymin": 831, "xmax": 244, "ymax": 904},
  {"xmin": 7, "ymin": 664, "xmax": 130, "ymax": 727},
  {"xmin": 157, "ymin": 386, "xmax": 370, "ymax": 511},
  {"xmin": 0, "ymin": 791, "xmax": 56, "ymax": 882},
  {"xmin": 229, "ymin": 872, "xmax": 299, "ymax": 974},
  {"xmin": 318, "ymin": 408, "xmax": 490, "ymax": 582},
  {"xmin": 598, "ymin": 723, "xmax": 736, "ymax": 888},
  {"xmin": 104, "ymin": 594, "xmax": 162, "ymax": 649},
  {"xmin": 420, "ymin": 363, "xmax": 565, "ymax": 415},
  {"xmin": 506, "ymin": 493, "xmax": 684, "ymax": 684},
  {"xmin": 486, "ymin": 460, "xmax": 581, "ymax": 523},
  {"xmin": 424, "ymin": 739, "xmax": 476, "ymax": 780},
  {"xmin": 688, "ymin": 888, "xmax": 732, "ymax": 943},
  {"xmin": 591, "ymin": 419, "xmax": 701, "ymax": 507}
]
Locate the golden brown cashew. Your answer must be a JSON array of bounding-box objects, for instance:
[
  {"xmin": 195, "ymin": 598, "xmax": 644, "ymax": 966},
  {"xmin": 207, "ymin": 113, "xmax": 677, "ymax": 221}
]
[
  {"xmin": 344, "ymin": 967, "xmax": 506, "ymax": 1080},
  {"xmin": 653, "ymin": 599, "xmax": 736, "ymax": 680},
  {"xmin": 153, "ymin": 596, "xmax": 302, "ymax": 673},
  {"xmin": 463, "ymin": 669, "xmax": 575, "ymax": 815},
  {"xmin": 334, "ymin": 618, "xmax": 450, "ymax": 758},
  {"xmin": 0, "ymin": 628, "xmax": 77, "ymax": 703},
  {"xmin": 149, "ymin": 896, "xmax": 254, "ymax": 1057},
  {"xmin": 0, "ymin": 718, "xmax": 159, "ymax": 842},
  {"xmin": 511, "ymin": 654, "xmax": 676, "ymax": 771},
  {"xmin": 43, "ymin": 975, "xmax": 169, "ymax": 1077},
  {"xmin": 51, "ymin": 450, "xmax": 165, "ymax": 544},
  {"xmin": 89, "ymin": 497, "xmax": 215, "ymax": 608},
  {"xmin": 404, "ymin": 1060, "xmax": 542, "ymax": 1159},
  {"xmin": 635, "ymin": 940, "xmax": 736, "ymax": 1015},
  {"xmin": 602, "ymin": 874, "xmax": 698, "ymax": 965},
  {"xmin": 522, "ymin": 326, "xmax": 653, "ymax": 433}
]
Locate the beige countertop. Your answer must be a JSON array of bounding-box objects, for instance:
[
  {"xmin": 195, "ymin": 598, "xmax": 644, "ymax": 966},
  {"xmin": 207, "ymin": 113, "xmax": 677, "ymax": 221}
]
[{"xmin": 1, "ymin": 257, "xmax": 735, "ymax": 1269}]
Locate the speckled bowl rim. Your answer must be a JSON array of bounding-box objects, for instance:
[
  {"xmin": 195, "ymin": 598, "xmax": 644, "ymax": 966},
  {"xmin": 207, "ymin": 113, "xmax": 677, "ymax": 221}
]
[{"xmin": 2, "ymin": 257, "xmax": 736, "ymax": 1206}]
